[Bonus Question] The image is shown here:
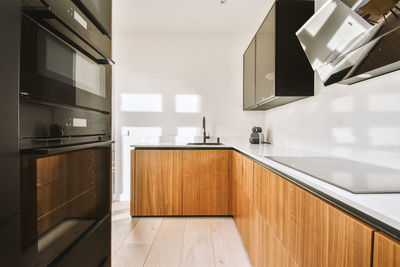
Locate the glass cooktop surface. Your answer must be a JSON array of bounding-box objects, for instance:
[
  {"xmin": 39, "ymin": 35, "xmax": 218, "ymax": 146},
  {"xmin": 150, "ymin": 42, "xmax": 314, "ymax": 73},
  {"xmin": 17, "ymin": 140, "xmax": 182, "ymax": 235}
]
[{"xmin": 265, "ymin": 156, "xmax": 400, "ymax": 194}]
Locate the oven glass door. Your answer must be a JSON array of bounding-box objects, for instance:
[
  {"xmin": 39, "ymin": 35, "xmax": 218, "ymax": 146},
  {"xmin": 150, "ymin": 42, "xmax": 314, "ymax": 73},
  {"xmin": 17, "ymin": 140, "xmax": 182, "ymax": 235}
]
[
  {"xmin": 20, "ymin": 15, "xmax": 111, "ymax": 113},
  {"xmin": 21, "ymin": 145, "xmax": 111, "ymax": 266}
]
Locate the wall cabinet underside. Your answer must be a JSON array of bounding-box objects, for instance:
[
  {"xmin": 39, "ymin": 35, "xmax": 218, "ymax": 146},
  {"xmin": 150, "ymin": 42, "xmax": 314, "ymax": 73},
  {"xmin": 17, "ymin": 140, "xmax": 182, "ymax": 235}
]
[{"xmin": 131, "ymin": 149, "xmax": 400, "ymax": 266}]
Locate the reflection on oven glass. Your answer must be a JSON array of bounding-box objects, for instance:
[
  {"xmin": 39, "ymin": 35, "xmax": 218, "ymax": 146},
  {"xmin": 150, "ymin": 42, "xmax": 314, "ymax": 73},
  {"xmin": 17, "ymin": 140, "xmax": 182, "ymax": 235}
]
[
  {"xmin": 75, "ymin": 52, "xmax": 107, "ymax": 98},
  {"xmin": 37, "ymin": 30, "xmax": 74, "ymax": 85}
]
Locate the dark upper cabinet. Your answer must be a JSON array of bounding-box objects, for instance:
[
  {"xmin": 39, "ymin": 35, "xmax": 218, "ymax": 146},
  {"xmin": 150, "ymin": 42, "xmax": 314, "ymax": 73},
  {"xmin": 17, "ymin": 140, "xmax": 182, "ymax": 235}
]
[
  {"xmin": 243, "ymin": 0, "xmax": 315, "ymax": 111},
  {"xmin": 243, "ymin": 38, "xmax": 256, "ymax": 110}
]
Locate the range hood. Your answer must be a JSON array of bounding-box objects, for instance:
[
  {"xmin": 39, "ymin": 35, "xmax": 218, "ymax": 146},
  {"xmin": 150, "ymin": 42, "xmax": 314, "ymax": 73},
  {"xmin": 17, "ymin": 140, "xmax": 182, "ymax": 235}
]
[{"xmin": 296, "ymin": 0, "xmax": 400, "ymax": 85}]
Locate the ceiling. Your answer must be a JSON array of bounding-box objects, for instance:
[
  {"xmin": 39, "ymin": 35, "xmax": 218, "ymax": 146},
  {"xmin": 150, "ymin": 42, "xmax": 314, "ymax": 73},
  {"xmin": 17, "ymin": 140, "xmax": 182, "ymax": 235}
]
[{"xmin": 113, "ymin": 0, "xmax": 271, "ymax": 34}]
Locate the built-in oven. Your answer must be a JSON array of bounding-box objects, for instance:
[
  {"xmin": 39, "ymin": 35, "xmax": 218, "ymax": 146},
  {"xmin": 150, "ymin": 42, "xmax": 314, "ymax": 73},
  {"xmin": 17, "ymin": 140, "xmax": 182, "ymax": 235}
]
[
  {"xmin": 20, "ymin": 101, "xmax": 112, "ymax": 266},
  {"xmin": 21, "ymin": 14, "xmax": 111, "ymax": 113}
]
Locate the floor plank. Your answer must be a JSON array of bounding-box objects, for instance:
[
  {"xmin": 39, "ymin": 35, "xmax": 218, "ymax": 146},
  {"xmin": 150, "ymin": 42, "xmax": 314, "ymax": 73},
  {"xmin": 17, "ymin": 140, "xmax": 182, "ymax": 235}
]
[
  {"xmin": 124, "ymin": 217, "xmax": 163, "ymax": 245},
  {"xmin": 180, "ymin": 218, "xmax": 215, "ymax": 267},
  {"xmin": 112, "ymin": 202, "xmax": 139, "ymax": 256},
  {"xmin": 113, "ymin": 244, "xmax": 152, "ymax": 267},
  {"xmin": 112, "ymin": 201, "xmax": 131, "ymax": 213},
  {"xmin": 113, "ymin": 217, "xmax": 162, "ymax": 266},
  {"xmin": 111, "ymin": 202, "xmax": 252, "ymax": 267},
  {"xmin": 144, "ymin": 218, "xmax": 187, "ymax": 266},
  {"xmin": 210, "ymin": 218, "xmax": 252, "ymax": 267}
]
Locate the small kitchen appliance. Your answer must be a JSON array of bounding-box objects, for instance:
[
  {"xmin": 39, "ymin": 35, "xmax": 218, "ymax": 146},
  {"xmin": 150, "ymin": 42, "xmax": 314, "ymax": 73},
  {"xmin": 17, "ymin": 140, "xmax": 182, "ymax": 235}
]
[{"xmin": 249, "ymin": 127, "xmax": 264, "ymax": 144}]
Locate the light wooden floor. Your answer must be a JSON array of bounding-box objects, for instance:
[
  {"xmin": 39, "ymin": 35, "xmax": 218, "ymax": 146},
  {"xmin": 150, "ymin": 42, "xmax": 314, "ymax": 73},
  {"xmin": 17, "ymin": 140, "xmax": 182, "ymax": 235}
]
[{"xmin": 111, "ymin": 202, "xmax": 252, "ymax": 267}]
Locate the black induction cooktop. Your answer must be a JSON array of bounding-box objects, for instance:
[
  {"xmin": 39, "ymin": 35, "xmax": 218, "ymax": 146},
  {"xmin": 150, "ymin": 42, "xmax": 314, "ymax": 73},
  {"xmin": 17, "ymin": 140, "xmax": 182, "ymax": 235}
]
[{"xmin": 265, "ymin": 156, "xmax": 400, "ymax": 194}]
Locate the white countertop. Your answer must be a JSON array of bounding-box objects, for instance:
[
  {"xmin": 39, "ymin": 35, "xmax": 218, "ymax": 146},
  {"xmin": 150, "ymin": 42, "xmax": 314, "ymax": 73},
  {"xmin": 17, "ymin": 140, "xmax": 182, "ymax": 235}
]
[{"xmin": 132, "ymin": 137, "xmax": 400, "ymax": 238}]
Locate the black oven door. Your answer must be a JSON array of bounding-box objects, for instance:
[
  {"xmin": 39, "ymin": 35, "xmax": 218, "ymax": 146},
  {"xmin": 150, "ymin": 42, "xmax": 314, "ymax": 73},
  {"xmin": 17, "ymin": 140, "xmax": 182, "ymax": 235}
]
[
  {"xmin": 20, "ymin": 15, "xmax": 111, "ymax": 113},
  {"xmin": 21, "ymin": 142, "xmax": 112, "ymax": 266}
]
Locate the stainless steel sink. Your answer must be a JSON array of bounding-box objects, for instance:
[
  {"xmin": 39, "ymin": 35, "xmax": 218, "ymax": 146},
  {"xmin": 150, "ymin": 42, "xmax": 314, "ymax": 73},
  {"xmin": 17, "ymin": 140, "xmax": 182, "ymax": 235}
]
[{"xmin": 186, "ymin": 142, "xmax": 224, "ymax": 146}]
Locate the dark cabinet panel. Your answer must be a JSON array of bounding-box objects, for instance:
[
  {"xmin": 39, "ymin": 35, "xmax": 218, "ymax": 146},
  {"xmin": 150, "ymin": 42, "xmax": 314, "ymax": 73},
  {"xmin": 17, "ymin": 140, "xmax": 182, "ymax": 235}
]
[
  {"xmin": 0, "ymin": 215, "xmax": 21, "ymax": 267},
  {"xmin": 0, "ymin": 0, "xmax": 21, "ymax": 265},
  {"xmin": 0, "ymin": 0, "xmax": 20, "ymax": 223},
  {"xmin": 275, "ymin": 0, "xmax": 315, "ymax": 97}
]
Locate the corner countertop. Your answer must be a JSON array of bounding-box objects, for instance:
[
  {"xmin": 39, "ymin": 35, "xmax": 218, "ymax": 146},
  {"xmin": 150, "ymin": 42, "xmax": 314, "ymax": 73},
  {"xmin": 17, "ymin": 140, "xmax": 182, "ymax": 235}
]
[{"xmin": 131, "ymin": 138, "xmax": 400, "ymax": 241}]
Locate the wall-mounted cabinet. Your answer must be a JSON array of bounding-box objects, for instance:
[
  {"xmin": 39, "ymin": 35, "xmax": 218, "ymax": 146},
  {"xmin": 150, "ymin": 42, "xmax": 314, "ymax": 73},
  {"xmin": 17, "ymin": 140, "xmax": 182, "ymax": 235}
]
[
  {"xmin": 243, "ymin": 0, "xmax": 315, "ymax": 111},
  {"xmin": 243, "ymin": 38, "xmax": 256, "ymax": 110}
]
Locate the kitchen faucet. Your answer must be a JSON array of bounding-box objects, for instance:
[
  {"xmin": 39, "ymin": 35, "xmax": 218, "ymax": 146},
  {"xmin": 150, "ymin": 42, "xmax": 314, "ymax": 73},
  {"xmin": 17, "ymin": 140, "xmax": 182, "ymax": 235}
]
[{"xmin": 202, "ymin": 116, "xmax": 210, "ymax": 143}]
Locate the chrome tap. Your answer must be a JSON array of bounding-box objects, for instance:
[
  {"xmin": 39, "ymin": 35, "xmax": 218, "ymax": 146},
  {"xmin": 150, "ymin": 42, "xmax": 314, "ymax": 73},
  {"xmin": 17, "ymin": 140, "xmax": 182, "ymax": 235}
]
[{"xmin": 202, "ymin": 116, "xmax": 210, "ymax": 143}]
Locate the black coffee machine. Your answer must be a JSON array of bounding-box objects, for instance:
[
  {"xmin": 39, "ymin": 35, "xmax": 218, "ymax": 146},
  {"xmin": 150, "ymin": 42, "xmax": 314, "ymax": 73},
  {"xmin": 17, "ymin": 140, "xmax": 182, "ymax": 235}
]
[{"xmin": 249, "ymin": 127, "xmax": 264, "ymax": 144}]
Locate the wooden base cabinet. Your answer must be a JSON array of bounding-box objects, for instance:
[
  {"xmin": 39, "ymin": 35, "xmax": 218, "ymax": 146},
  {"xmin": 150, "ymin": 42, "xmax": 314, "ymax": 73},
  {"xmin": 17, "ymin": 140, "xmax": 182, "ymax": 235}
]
[
  {"xmin": 132, "ymin": 150, "xmax": 183, "ymax": 216},
  {"xmin": 131, "ymin": 149, "xmax": 229, "ymax": 216},
  {"xmin": 131, "ymin": 149, "xmax": 399, "ymax": 267},
  {"xmin": 232, "ymin": 152, "xmax": 254, "ymax": 259},
  {"xmin": 182, "ymin": 150, "xmax": 229, "ymax": 215},
  {"xmin": 373, "ymin": 232, "xmax": 400, "ymax": 267},
  {"xmin": 233, "ymin": 151, "xmax": 375, "ymax": 267}
]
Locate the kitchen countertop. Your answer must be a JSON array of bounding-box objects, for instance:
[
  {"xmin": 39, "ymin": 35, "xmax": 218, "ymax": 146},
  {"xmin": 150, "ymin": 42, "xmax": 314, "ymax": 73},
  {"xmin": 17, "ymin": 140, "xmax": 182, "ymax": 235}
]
[{"xmin": 132, "ymin": 138, "xmax": 400, "ymax": 241}]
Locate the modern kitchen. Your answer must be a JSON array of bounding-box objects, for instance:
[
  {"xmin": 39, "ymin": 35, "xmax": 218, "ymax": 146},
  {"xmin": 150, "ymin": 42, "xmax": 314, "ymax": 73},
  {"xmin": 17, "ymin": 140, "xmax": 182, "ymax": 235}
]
[{"xmin": 1, "ymin": 0, "xmax": 400, "ymax": 266}]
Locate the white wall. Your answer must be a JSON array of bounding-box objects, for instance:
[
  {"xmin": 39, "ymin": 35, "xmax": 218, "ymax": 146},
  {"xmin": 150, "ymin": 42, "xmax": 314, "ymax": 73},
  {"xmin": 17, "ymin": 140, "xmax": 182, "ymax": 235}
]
[
  {"xmin": 264, "ymin": 0, "xmax": 400, "ymax": 169},
  {"xmin": 113, "ymin": 32, "xmax": 265, "ymax": 200}
]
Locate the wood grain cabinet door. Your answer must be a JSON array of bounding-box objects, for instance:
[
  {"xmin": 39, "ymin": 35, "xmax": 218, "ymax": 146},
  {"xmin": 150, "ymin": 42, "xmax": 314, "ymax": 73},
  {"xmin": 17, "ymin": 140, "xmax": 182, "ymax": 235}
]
[
  {"xmin": 182, "ymin": 150, "xmax": 229, "ymax": 215},
  {"xmin": 373, "ymin": 232, "xmax": 400, "ymax": 267},
  {"xmin": 134, "ymin": 150, "xmax": 183, "ymax": 216},
  {"xmin": 252, "ymin": 162, "xmax": 374, "ymax": 267},
  {"xmin": 232, "ymin": 151, "xmax": 254, "ymax": 203},
  {"xmin": 280, "ymin": 182, "xmax": 374, "ymax": 267}
]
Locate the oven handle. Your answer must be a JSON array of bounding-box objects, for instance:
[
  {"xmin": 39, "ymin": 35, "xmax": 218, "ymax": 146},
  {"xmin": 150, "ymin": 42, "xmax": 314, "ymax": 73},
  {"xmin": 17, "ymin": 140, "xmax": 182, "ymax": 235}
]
[{"xmin": 32, "ymin": 140, "xmax": 114, "ymax": 155}]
